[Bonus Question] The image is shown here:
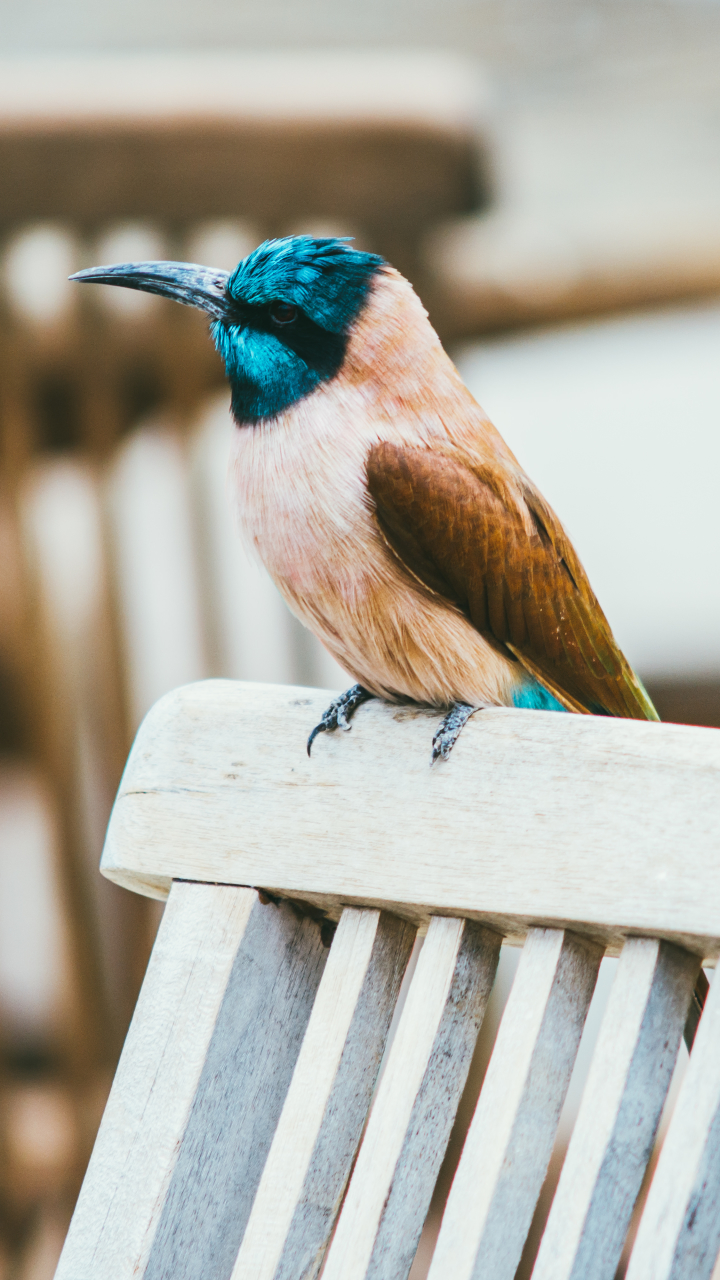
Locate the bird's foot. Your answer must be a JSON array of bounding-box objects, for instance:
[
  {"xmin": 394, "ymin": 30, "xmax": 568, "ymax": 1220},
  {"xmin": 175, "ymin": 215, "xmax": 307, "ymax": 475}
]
[
  {"xmin": 307, "ymin": 684, "xmax": 374, "ymax": 756},
  {"xmin": 431, "ymin": 703, "xmax": 480, "ymax": 765}
]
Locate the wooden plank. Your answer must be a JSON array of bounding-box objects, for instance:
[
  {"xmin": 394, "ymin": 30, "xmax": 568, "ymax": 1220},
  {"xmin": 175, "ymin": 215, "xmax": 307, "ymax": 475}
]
[
  {"xmin": 231, "ymin": 907, "xmax": 415, "ymax": 1280},
  {"xmin": 100, "ymin": 681, "xmax": 720, "ymax": 957},
  {"xmin": 532, "ymin": 937, "xmax": 699, "ymax": 1280},
  {"xmin": 626, "ymin": 970, "xmax": 720, "ymax": 1280},
  {"xmin": 54, "ymin": 881, "xmax": 327, "ymax": 1280},
  {"xmin": 104, "ymin": 424, "xmax": 209, "ymax": 733},
  {"xmin": 320, "ymin": 917, "xmax": 501, "ymax": 1280},
  {"xmin": 428, "ymin": 928, "xmax": 602, "ymax": 1280},
  {"xmin": 19, "ymin": 457, "xmax": 148, "ymax": 1060}
]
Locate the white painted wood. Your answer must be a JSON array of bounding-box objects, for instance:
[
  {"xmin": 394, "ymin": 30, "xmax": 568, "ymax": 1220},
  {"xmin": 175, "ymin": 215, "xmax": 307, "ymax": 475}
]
[
  {"xmin": 54, "ymin": 881, "xmax": 327, "ymax": 1280},
  {"xmin": 0, "ymin": 763, "xmax": 70, "ymax": 1041},
  {"xmin": 320, "ymin": 917, "xmax": 502, "ymax": 1280},
  {"xmin": 532, "ymin": 937, "xmax": 699, "ymax": 1280},
  {"xmin": 626, "ymin": 970, "xmax": 720, "ymax": 1280},
  {"xmin": 3, "ymin": 222, "xmax": 80, "ymax": 323},
  {"xmin": 232, "ymin": 907, "xmax": 415, "ymax": 1280},
  {"xmin": 428, "ymin": 928, "xmax": 602, "ymax": 1280},
  {"xmin": 20, "ymin": 457, "xmax": 138, "ymax": 1036},
  {"xmin": 104, "ymin": 423, "xmax": 209, "ymax": 731},
  {"xmin": 101, "ymin": 680, "xmax": 720, "ymax": 958}
]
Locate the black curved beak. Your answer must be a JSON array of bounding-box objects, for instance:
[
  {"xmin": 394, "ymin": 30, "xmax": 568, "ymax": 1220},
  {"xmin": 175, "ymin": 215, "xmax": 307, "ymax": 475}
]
[{"xmin": 69, "ymin": 260, "xmax": 233, "ymax": 322}]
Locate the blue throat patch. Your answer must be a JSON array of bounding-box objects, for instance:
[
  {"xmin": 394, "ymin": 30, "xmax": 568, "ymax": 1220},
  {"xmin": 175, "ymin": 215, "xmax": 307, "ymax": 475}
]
[{"xmin": 211, "ymin": 236, "xmax": 384, "ymax": 424}]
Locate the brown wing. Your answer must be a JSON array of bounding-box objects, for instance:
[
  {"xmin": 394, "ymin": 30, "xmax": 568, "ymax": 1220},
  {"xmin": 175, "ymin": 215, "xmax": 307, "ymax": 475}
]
[{"xmin": 366, "ymin": 441, "xmax": 658, "ymax": 720}]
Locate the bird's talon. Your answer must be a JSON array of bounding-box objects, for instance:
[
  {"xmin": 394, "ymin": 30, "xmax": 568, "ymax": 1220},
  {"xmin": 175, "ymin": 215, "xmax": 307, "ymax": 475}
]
[
  {"xmin": 306, "ymin": 723, "xmax": 326, "ymax": 756},
  {"xmin": 430, "ymin": 703, "xmax": 480, "ymax": 766},
  {"xmin": 307, "ymin": 684, "xmax": 373, "ymax": 755}
]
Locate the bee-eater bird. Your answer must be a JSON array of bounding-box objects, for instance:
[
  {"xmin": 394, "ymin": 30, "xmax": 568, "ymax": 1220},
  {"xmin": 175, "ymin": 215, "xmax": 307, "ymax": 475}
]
[
  {"xmin": 72, "ymin": 235, "xmax": 708, "ymax": 1043},
  {"xmin": 72, "ymin": 236, "xmax": 659, "ymax": 758}
]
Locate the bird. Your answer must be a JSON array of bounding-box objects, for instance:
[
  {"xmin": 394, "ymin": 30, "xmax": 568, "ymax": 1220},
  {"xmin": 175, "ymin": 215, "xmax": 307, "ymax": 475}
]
[
  {"xmin": 72, "ymin": 236, "xmax": 659, "ymax": 756},
  {"xmin": 71, "ymin": 234, "xmax": 707, "ymax": 1044}
]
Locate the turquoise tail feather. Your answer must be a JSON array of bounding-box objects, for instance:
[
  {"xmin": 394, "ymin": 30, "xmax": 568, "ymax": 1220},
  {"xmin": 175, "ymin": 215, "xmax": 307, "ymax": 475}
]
[{"xmin": 512, "ymin": 678, "xmax": 568, "ymax": 713}]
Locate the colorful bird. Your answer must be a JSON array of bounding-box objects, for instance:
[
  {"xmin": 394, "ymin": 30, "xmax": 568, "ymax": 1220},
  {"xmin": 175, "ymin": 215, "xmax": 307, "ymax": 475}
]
[
  {"xmin": 72, "ymin": 236, "xmax": 658, "ymax": 763},
  {"xmin": 74, "ymin": 236, "xmax": 710, "ymax": 1046}
]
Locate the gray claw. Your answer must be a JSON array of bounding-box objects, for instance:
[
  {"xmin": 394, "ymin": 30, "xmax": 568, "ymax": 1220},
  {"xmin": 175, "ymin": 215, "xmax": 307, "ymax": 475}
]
[
  {"xmin": 335, "ymin": 703, "xmax": 353, "ymax": 731},
  {"xmin": 307, "ymin": 684, "xmax": 373, "ymax": 756},
  {"xmin": 431, "ymin": 703, "xmax": 479, "ymax": 765}
]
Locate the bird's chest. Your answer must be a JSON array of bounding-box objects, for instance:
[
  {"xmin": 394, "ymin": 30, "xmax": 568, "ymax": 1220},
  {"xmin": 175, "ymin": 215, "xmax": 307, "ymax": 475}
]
[{"xmin": 227, "ymin": 398, "xmax": 382, "ymax": 608}]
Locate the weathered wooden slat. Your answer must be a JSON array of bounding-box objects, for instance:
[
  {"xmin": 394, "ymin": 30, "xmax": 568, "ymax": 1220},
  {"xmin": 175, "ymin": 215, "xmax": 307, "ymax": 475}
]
[
  {"xmin": 105, "ymin": 423, "xmax": 209, "ymax": 732},
  {"xmin": 532, "ymin": 937, "xmax": 699, "ymax": 1280},
  {"xmin": 428, "ymin": 928, "xmax": 603, "ymax": 1280},
  {"xmin": 626, "ymin": 970, "xmax": 720, "ymax": 1280},
  {"xmin": 54, "ymin": 881, "xmax": 327, "ymax": 1280},
  {"xmin": 100, "ymin": 681, "xmax": 720, "ymax": 958},
  {"xmin": 231, "ymin": 907, "xmax": 415, "ymax": 1280},
  {"xmin": 320, "ymin": 917, "xmax": 502, "ymax": 1280}
]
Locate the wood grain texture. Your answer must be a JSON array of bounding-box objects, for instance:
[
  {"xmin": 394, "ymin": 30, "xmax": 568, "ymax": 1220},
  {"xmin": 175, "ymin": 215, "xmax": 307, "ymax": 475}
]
[
  {"xmin": 428, "ymin": 928, "xmax": 602, "ymax": 1280},
  {"xmin": 231, "ymin": 908, "xmax": 415, "ymax": 1280},
  {"xmin": 532, "ymin": 937, "xmax": 699, "ymax": 1280},
  {"xmin": 626, "ymin": 970, "xmax": 720, "ymax": 1280},
  {"xmin": 101, "ymin": 681, "xmax": 720, "ymax": 957},
  {"xmin": 321, "ymin": 917, "xmax": 501, "ymax": 1280},
  {"xmin": 54, "ymin": 881, "xmax": 327, "ymax": 1280}
]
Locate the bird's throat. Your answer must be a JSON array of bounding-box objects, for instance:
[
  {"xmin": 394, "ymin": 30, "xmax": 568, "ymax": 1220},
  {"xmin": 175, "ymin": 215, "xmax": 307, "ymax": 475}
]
[{"xmin": 212, "ymin": 319, "xmax": 347, "ymax": 424}]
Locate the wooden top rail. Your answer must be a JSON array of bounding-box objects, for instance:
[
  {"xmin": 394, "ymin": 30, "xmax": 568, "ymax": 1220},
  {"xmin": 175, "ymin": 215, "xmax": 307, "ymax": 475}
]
[{"xmin": 101, "ymin": 680, "xmax": 720, "ymax": 959}]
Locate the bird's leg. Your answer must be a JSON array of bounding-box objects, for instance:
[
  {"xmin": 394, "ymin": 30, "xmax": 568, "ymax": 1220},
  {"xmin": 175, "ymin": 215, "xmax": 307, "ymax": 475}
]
[
  {"xmin": 307, "ymin": 684, "xmax": 374, "ymax": 756},
  {"xmin": 431, "ymin": 702, "xmax": 481, "ymax": 765}
]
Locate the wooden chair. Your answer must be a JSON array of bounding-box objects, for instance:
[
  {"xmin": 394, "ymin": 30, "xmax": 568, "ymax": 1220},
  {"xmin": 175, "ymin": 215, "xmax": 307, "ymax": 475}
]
[{"xmin": 54, "ymin": 680, "xmax": 720, "ymax": 1280}]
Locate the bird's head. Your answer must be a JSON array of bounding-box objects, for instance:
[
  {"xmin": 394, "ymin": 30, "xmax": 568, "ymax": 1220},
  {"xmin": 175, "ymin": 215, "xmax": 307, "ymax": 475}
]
[{"xmin": 71, "ymin": 236, "xmax": 385, "ymax": 423}]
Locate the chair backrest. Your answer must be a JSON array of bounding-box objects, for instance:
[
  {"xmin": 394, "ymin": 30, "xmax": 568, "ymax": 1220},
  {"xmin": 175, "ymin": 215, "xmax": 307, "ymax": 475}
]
[{"xmin": 55, "ymin": 680, "xmax": 720, "ymax": 1280}]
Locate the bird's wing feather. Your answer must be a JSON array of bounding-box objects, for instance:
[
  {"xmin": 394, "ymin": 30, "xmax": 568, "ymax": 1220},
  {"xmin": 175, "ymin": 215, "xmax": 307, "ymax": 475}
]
[{"xmin": 366, "ymin": 441, "xmax": 658, "ymax": 720}]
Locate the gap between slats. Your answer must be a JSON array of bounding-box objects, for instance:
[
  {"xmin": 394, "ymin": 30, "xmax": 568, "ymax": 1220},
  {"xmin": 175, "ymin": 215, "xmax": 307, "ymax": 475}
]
[
  {"xmin": 626, "ymin": 965, "xmax": 720, "ymax": 1280},
  {"xmin": 531, "ymin": 936, "xmax": 699, "ymax": 1280},
  {"xmin": 231, "ymin": 907, "xmax": 415, "ymax": 1280},
  {"xmin": 320, "ymin": 916, "xmax": 502, "ymax": 1280},
  {"xmin": 428, "ymin": 927, "xmax": 603, "ymax": 1280}
]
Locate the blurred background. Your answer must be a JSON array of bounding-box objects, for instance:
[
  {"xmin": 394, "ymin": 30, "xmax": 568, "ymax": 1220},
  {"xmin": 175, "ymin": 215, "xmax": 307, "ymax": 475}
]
[{"xmin": 1, "ymin": 2, "xmax": 720, "ymax": 1277}]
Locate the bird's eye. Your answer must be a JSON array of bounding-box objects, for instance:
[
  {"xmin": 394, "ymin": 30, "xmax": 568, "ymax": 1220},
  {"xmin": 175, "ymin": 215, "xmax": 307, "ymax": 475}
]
[{"xmin": 270, "ymin": 301, "xmax": 298, "ymax": 326}]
